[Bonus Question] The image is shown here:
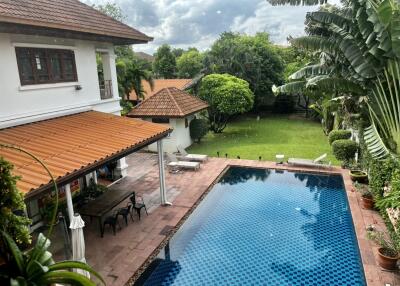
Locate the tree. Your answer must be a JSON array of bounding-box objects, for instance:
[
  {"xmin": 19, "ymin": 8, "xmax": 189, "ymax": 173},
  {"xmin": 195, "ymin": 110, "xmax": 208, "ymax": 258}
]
[
  {"xmin": 269, "ymin": 0, "xmax": 400, "ymax": 158},
  {"xmin": 116, "ymin": 59, "xmax": 154, "ymax": 101},
  {"xmin": 176, "ymin": 49, "xmax": 204, "ymax": 78},
  {"xmin": 199, "ymin": 74, "xmax": 254, "ymax": 133},
  {"xmin": 204, "ymin": 32, "xmax": 284, "ymax": 110},
  {"xmin": 92, "ymin": 2, "xmax": 126, "ymax": 22},
  {"xmin": 153, "ymin": 44, "xmax": 176, "ymax": 78}
]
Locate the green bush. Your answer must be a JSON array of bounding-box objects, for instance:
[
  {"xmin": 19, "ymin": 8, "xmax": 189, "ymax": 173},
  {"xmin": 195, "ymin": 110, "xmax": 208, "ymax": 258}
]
[
  {"xmin": 190, "ymin": 118, "xmax": 208, "ymax": 142},
  {"xmin": 328, "ymin": 130, "xmax": 352, "ymax": 145},
  {"xmin": 0, "ymin": 157, "xmax": 31, "ymax": 247},
  {"xmin": 332, "ymin": 139, "xmax": 358, "ymax": 163}
]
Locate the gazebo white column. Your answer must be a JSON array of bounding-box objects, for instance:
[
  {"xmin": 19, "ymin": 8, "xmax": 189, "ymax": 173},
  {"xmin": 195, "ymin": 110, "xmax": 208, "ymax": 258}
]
[
  {"xmin": 157, "ymin": 139, "xmax": 171, "ymax": 206},
  {"xmin": 65, "ymin": 183, "xmax": 74, "ymax": 222}
]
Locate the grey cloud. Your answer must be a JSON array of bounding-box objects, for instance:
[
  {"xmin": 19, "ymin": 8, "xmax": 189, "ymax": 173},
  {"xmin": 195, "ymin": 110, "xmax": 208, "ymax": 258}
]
[{"xmin": 88, "ymin": 0, "xmax": 321, "ymax": 54}]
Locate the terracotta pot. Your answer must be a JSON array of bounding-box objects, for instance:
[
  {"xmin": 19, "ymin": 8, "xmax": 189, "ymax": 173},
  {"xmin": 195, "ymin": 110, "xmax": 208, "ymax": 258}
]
[
  {"xmin": 361, "ymin": 196, "xmax": 374, "ymax": 209},
  {"xmin": 377, "ymin": 248, "xmax": 399, "ymax": 270}
]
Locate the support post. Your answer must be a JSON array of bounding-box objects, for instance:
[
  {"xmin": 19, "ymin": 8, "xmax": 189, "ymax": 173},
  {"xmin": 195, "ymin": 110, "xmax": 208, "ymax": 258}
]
[
  {"xmin": 65, "ymin": 184, "xmax": 74, "ymax": 222},
  {"xmin": 157, "ymin": 140, "xmax": 171, "ymax": 206}
]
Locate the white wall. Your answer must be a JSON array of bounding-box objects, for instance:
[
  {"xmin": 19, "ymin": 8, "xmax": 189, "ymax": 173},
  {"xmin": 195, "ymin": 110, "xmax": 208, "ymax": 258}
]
[
  {"xmin": 145, "ymin": 115, "xmax": 194, "ymax": 153},
  {"xmin": 0, "ymin": 33, "xmax": 121, "ymax": 128}
]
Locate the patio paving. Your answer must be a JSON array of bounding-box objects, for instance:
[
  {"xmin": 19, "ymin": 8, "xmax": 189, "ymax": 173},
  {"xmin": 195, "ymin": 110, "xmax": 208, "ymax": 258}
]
[{"xmin": 64, "ymin": 152, "xmax": 399, "ymax": 286}]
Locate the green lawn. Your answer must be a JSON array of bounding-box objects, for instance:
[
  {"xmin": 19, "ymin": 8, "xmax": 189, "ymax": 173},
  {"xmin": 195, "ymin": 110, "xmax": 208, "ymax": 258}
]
[{"xmin": 188, "ymin": 115, "xmax": 339, "ymax": 165}]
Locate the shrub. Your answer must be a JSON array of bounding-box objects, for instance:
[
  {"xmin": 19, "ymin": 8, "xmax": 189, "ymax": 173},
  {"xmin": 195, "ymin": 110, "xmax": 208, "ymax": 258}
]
[
  {"xmin": 328, "ymin": 130, "xmax": 352, "ymax": 145},
  {"xmin": 190, "ymin": 118, "xmax": 208, "ymax": 142},
  {"xmin": 0, "ymin": 157, "xmax": 31, "ymax": 247},
  {"xmin": 332, "ymin": 139, "xmax": 358, "ymax": 163}
]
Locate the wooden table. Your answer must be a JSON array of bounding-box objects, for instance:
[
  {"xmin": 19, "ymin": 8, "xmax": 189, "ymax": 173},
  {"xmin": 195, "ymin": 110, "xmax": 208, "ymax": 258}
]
[{"xmin": 78, "ymin": 180, "xmax": 133, "ymax": 237}]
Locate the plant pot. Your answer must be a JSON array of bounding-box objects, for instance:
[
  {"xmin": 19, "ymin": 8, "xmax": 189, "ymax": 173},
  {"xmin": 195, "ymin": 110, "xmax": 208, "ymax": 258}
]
[
  {"xmin": 361, "ymin": 196, "xmax": 374, "ymax": 209},
  {"xmin": 377, "ymin": 248, "xmax": 399, "ymax": 270},
  {"xmin": 350, "ymin": 170, "xmax": 368, "ymax": 183}
]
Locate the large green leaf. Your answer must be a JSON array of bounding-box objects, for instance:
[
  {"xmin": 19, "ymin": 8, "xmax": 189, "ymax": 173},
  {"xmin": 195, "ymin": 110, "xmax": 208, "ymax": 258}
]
[
  {"xmin": 309, "ymin": 11, "xmax": 352, "ymax": 30},
  {"xmin": 391, "ymin": 10, "xmax": 400, "ymax": 58},
  {"xmin": 289, "ymin": 64, "xmax": 334, "ymax": 80},
  {"xmin": 272, "ymin": 81, "xmax": 306, "ymax": 94},
  {"xmin": 49, "ymin": 261, "xmax": 105, "ymax": 285},
  {"xmin": 290, "ymin": 36, "xmax": 338, "ymax": 54},
  {"xmin": 363, "ymin": 124, "xmax": 391, "ymax": 159},
  {"xmin": 377, "ymin": 0, "xmax": 393, "ymax": 27},
  {"xmin": 1, "ymin": 231, "xmax": 25, "ymax": 275},
  {"xmin": 38, "ymin": 271, "xmax": 96, "ymax": 286}
]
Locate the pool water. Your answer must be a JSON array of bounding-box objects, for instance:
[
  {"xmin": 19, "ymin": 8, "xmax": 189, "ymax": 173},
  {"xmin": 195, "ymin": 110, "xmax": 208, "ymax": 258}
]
[{"xmin": 135, "ymin": 167, "xmax": 366, "ymax": 285}]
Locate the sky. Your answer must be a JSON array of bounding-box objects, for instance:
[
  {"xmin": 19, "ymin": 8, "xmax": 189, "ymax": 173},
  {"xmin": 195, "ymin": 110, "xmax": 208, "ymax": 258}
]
[{"xmin": 87, "ymin": 0, "xmax": 334, "ymax": 55}]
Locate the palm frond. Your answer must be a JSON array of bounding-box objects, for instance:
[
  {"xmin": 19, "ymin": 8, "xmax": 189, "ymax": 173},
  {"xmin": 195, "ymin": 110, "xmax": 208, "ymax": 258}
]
[
  {"xmin": 290, "ymin": 36, "xmax": 338, "ymax": 54},
  {"xmin": 309, "ymin": 11, "xmax": 352, "ymax": 30},
  {"xmin": 363, "ymin": 124, "xmax": 391, "ymax": 159}
]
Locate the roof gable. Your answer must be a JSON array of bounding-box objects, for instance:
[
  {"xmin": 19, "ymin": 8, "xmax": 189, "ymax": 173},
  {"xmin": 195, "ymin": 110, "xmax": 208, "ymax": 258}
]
[
  {"xmin": 128, "ymin": 87, "xmax": 209, "ymax": 118},
  {"xmin": 0, "ymin": 0, "xmax": 152, "ymax": 44}
]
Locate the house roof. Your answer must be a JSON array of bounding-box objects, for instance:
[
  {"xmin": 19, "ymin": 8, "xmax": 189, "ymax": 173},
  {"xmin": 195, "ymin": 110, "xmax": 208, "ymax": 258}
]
[
  {"xmin": 129, "ymin": 79, "xmax": 193, "ymax": 101},
  {"xmin": 0, "ymin": 0, "xmax": 152, "ymax": 44},
  {"xmin": 0, "ymin": 111, "xmax": 171, "ymax": 198},
  {"xmin": 128, "ymin": 87, "xmax": 209, "ymax": 118}
]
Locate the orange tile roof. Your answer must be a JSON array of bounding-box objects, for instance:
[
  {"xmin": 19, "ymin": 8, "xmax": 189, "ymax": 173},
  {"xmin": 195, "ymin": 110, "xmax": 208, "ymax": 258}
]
[
  {"xmin": 0, "ymin": 0, "xmax": 152, "ymax": 44},
  {"xmin": 0, "ymin": 111, "xmax": 171, "ymax": 198},
  {"xmin": 129, "ymin": 79, "xmax": 193, "ymax": 101},
  {"xmin": 128, "ymin": 87, "xmax": 209, "ymax": 118}
]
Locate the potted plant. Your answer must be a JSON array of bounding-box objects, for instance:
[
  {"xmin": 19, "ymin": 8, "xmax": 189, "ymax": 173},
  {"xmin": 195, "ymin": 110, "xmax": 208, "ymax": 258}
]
[
  {"xmin": 367, "ymin": 230, "xmax": 400, "ymax": 270},
  {"xmin": 354, "ymin": 182, "xmax": 374, "ymax": 209},
  {"xmin": 350, "ymin": 170, "xmax": 368, "ymax": 183}
]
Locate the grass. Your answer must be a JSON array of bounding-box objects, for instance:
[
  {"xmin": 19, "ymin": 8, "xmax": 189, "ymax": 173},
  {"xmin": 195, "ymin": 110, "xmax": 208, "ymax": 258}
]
[{"xmin": 188, "ymin": 114, "xmax": 339, "ymax": 165}]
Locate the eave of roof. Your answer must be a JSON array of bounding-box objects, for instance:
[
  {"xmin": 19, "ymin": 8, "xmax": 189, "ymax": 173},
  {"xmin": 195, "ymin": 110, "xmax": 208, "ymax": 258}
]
[
  {"xmin": 0, "ymin": 0, "xmax": 152, "ymax": 45},
  {"xmin": 0, "ymin": 111, "xmax": 171, "ymax": 199}
]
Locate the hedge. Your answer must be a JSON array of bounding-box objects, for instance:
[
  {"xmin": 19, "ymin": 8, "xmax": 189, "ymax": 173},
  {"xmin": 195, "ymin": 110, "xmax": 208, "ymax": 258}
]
[
  {"xmin": 332, "ymin": 139, "xmax": 358, "ymax": 162},
  {"xmin": 328, "ymin": 130, "xmax": 352, "ymax": 145},
  {"xmin": 190, "ymin": 118, "xmax": 208, "ymax": 142}
]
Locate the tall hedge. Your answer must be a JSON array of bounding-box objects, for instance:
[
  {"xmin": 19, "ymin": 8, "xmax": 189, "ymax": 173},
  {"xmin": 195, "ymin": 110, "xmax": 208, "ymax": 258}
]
[
  {"xmin": 328, "ymin": 130, "xmax": 352, "ymax": 145},
  {"xmin": 332, "ymin": 139, "xmax": 358, "ymax": 163}
]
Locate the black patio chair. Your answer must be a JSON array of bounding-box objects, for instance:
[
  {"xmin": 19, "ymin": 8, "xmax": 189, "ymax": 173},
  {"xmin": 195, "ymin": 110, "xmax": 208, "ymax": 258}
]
[
  {"xmin": 116, "ymin": 204, "xmax": 134, "ymax": 226},
  {"xmin": 102, "ymin": 211, "xmax": 121, "ymax": 236},
  {"xmin": 129, "ymin": 192, "xmax": 148, "ymax": 220}
]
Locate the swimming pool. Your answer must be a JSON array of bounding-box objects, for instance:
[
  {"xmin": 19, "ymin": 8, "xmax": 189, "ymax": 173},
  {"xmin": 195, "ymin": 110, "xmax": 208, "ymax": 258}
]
[{"xmin": 135, "ymin": 167, "xmax": 366, "ymax": 285}]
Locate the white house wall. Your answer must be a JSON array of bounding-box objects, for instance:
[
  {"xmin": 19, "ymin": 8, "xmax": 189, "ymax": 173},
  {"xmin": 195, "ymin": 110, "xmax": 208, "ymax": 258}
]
[
  {"xmin": 0, "ymin": 33, "xmax": 121, "ymax": 128},
  {"xmin": 145, "ymin": 116, "xmax": 194, "ymax": 153}
]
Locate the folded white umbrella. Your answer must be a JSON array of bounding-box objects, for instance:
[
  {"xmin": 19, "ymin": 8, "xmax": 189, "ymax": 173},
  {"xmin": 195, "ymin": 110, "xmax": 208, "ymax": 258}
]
[{"xmin": 70, "ymin": 214, "xmax": 90, "ymax": 278}]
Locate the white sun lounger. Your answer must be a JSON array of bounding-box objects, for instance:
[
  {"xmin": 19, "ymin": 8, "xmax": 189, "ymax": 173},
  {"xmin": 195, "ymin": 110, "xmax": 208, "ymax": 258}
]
[
  {"xmin": 287, "ymin": 153, "xmax": 332, "ymax": 169},
  {"xmin": 177, "ymin": 145, "xmax": 208, "ymax": 162},
  {"xmin": 167, "ymin": 153, "xmax": 201, "ymax": 170}
]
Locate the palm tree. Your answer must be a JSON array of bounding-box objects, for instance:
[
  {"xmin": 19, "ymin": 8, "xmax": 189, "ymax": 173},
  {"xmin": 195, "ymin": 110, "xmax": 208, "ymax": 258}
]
[
  {"xmin": 116, "ymin": 59, "xmax": 154, "ymax": 101},
  {"xmin": 269, "ymin": 0, "xmax": 400, "ymax": 158}
]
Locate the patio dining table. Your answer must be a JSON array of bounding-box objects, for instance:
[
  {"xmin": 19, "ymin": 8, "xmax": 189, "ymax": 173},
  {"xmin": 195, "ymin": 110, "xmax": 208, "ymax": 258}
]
[{"xmin": 78, "ymin": 179, "xmax": 134, "ymax": 237}]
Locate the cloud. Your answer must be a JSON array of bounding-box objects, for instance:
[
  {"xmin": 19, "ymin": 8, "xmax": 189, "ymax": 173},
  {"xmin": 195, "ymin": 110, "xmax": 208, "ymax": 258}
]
[{"xmin": 87, "ymin": 0, "xmax": 323, "ymax": 54}]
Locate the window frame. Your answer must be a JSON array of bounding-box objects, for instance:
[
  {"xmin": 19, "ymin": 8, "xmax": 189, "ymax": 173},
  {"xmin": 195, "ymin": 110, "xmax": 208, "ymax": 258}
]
[
  {"xmin": 152, "ymin": 117, "xmax": 170, "ymax": 124},
  {"xmin": 15, "ymin": 47, "xmax": 78, "ymax": 86}
]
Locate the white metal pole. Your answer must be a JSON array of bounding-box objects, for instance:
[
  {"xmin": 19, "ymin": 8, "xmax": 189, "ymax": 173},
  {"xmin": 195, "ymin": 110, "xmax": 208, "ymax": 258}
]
[
  {"xmin": 65, "ymin": 184, "xmax": 74, "ymax": 222},
  {"xmin": 157, "ymin": 140, "xmax": 171, "ymax": 206}
]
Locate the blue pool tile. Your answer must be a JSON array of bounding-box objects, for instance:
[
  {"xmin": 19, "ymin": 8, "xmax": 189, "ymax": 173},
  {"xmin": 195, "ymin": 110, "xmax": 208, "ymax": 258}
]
[{"xmin": 136, "ymin": 167, "xmax": 366, "ymax": 286}]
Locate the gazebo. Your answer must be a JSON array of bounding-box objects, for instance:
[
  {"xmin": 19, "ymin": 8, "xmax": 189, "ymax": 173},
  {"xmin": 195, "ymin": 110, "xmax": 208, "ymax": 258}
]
[{"xmin": 128, "ymin": 87, "xmax": 208, "ymax": 153}]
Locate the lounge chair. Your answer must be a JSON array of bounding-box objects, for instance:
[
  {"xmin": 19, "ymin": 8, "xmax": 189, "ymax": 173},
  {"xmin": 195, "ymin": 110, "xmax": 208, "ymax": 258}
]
[
  {"xmin": 287, "ymin": 153, "xmax": 331, "ymax": 169},
  {"xmin": 177, "ymin": 145, "xmax": 208, "ymax": 162},
  {"xmin": 167, "ymin": 153, "xmax": 200, "ymax": 171}
]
